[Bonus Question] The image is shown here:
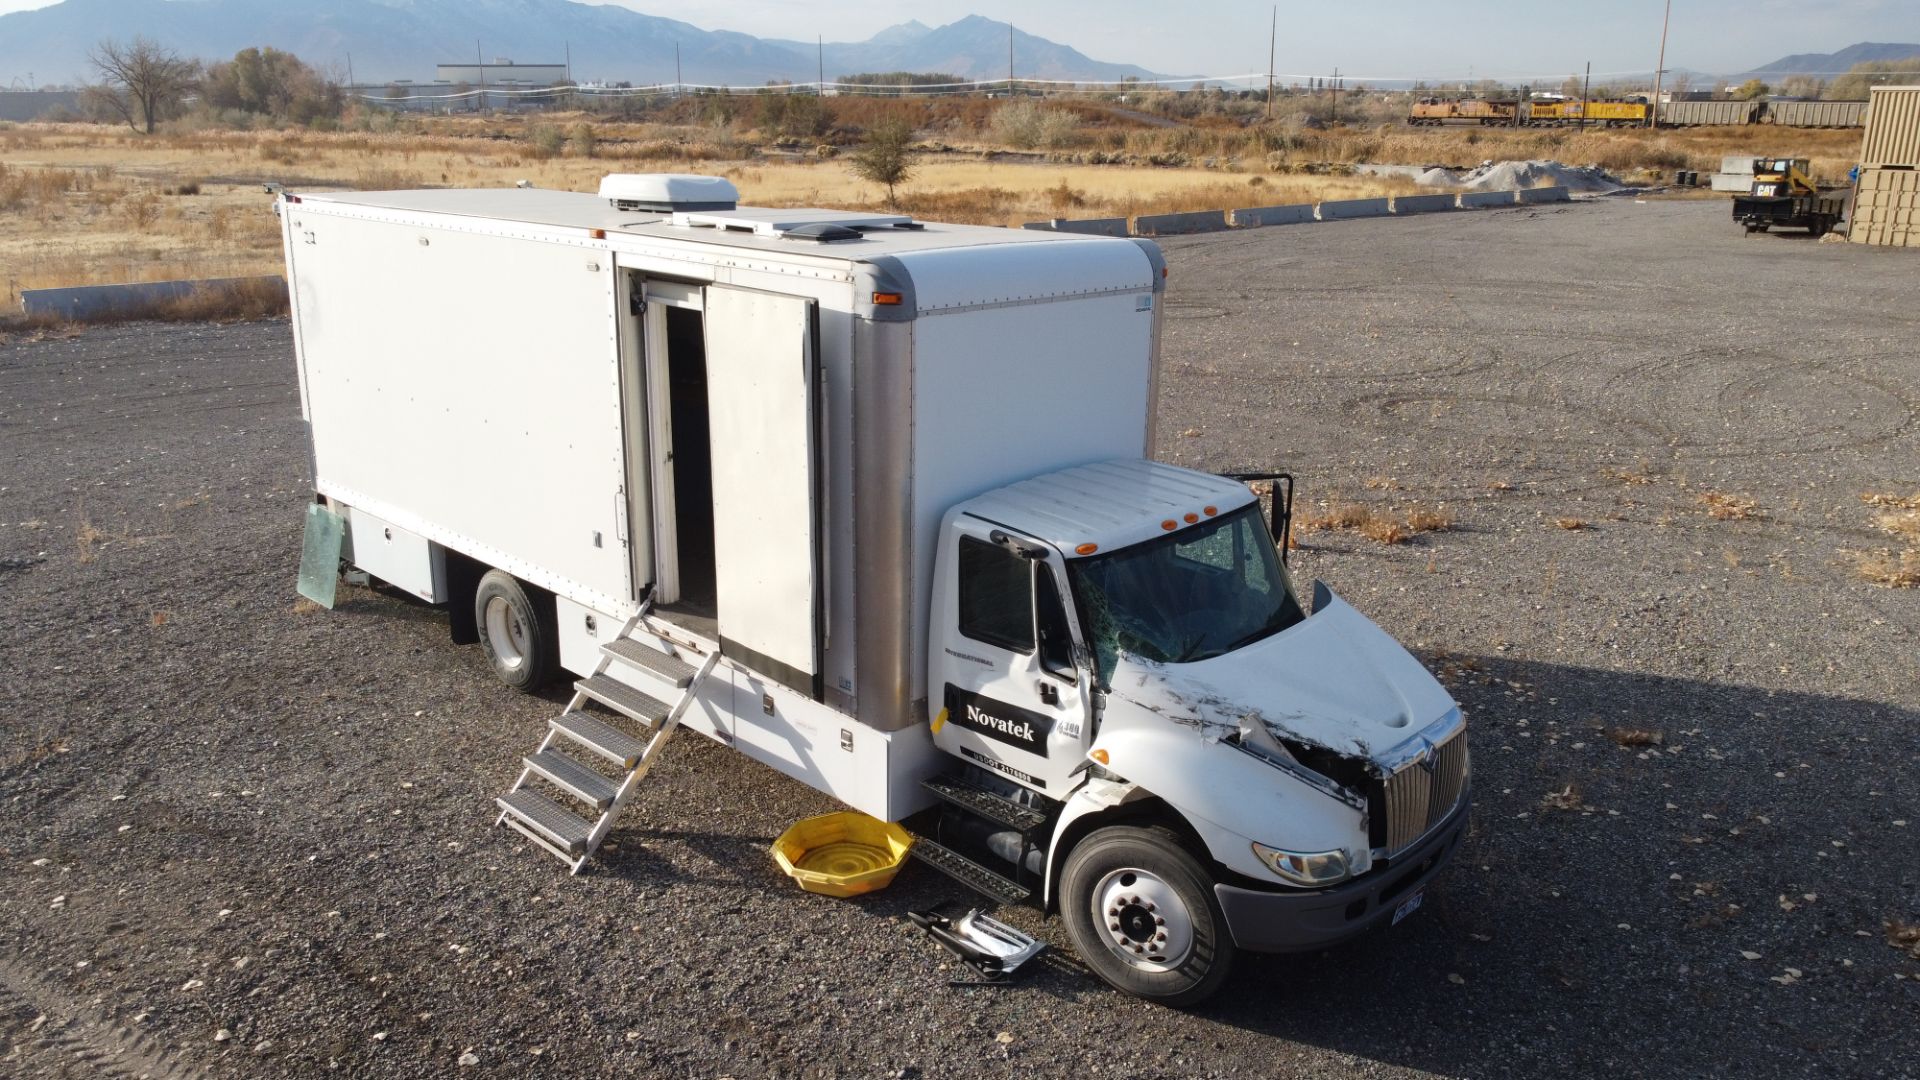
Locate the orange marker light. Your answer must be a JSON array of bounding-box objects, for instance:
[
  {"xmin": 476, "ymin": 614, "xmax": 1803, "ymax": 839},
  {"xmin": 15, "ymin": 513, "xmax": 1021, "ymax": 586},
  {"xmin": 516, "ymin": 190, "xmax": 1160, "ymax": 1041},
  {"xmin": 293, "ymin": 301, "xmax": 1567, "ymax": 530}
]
[
  {"xmin": 1161, "ymin": 519, "xmax": 1178, "ymax": 531},
  {"xmin": 589, "ymin": 228, "xmax": 606, "ymax": 239},
  {"xmin": 1091, "ymin": 748, "xmax": 1110, "ymax": 765},
  {"xmin": 1203, "ymin": 505, "xmax": 1217, "ymax": 516},
  {"xmin": 1184, "ymin": 512, "xmax": 1199, "ymax": 524},
  {"xmin": 1075, "ymin": 543, "xmax": 1099, "ymax": 555},
  {"xmin": 872, "ymin": 291, "xmax": 903, "ymax": 306}
]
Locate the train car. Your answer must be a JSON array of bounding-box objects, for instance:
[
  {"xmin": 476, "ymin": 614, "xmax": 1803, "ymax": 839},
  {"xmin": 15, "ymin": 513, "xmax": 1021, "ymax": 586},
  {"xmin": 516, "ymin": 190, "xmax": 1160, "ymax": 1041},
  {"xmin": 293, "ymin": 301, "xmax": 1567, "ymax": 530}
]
[
  {"xmin": 1761, "ymin": 100, "xmax": 1868, "ymax": 128},
  {"xmin": 1407, "ymin": 98, "xmax": 1520, "ymax": 126},
  {"xmin": 1524, "ymin": 100, "xmax": 1650, "ymax": 127},
  {"xmin": 1656, "ymin": 99, "xmax": 1760, "ymax": 127}
]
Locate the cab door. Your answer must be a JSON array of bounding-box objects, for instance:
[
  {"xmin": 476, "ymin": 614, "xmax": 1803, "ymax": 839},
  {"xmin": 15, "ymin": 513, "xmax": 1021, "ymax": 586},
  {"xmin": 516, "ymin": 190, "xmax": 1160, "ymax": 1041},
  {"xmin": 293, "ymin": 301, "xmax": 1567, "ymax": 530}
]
[{"xmin": 929, "ymin": 514, "xmax": 1091, "ymax": 796}]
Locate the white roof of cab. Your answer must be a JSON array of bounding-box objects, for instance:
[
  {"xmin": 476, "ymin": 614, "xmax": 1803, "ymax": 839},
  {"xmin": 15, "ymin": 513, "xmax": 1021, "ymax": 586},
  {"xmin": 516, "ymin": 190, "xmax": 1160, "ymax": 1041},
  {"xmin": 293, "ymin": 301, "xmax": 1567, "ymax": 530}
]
[{"xmin": 956, "ymin": 459, "xmax": 1260, "ymax": 557}]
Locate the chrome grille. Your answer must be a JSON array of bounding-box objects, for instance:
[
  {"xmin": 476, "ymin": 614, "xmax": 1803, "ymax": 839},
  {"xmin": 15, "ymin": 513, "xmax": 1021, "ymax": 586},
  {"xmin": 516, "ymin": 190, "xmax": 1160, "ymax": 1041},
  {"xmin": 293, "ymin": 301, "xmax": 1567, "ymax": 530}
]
[{"xmin": 1383, "ymin": 732, "xmax": 1469, "ymax": 855}]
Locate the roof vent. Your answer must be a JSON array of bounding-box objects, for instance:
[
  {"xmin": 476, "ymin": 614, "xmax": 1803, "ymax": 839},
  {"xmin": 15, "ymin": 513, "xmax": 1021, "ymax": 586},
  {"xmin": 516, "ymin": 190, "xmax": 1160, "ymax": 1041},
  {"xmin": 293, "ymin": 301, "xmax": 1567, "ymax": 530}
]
[
  {"xmin": 598, "ymin": 174, "xmax": 738, "ymax": 213},
  {"xmin": 781, "ymin": 222, "xmax": 864, "ymax": 243}
]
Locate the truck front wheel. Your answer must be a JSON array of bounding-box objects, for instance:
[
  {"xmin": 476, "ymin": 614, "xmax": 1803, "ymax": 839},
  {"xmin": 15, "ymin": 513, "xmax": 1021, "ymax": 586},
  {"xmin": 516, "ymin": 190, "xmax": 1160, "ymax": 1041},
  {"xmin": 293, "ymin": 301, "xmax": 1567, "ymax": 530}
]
[
  {"xmin": 474, "ymin": 570, "xmax": 559, "ymax": 693},
  {"xmin": 1061, "ymin": 826, "xmax": 1234, "ymax": 1006}
]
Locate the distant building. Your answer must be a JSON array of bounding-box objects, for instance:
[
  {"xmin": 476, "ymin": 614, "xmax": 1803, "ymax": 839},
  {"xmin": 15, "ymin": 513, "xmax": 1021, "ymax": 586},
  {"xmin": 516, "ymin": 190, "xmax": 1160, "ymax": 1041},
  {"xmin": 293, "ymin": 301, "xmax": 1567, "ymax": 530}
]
[{"xmin": 434, "ymin": 61, "xmax": 569, "ymax": 86}]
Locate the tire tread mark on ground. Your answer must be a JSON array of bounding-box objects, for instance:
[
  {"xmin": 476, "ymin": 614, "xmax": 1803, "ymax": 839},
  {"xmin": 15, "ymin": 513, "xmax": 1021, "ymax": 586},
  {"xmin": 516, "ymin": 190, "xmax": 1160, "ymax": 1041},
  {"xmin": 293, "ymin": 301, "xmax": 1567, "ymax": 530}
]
[{"xmin": 0, "ymin": 954, "xmax": 204, "ymax": 1080}]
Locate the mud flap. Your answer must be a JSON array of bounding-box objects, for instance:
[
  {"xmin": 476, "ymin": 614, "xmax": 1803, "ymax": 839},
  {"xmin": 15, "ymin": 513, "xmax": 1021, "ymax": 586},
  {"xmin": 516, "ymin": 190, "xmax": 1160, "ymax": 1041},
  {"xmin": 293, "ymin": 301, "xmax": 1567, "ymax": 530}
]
[{"xmin": 296, "ymin": 502, "xmax": 345, "ymax": 609}]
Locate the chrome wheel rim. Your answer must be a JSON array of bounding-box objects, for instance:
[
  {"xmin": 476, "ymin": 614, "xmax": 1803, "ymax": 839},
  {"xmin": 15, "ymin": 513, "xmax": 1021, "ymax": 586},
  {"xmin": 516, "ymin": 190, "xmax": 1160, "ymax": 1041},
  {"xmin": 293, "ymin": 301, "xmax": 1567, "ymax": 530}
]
[
  {"xmin": 484, "ymin": 596, "xmax": 530, "ymax": 671},
  {"xmin": 1092, "ymin": 867, "xmax": 1194, "ymax": 972}
]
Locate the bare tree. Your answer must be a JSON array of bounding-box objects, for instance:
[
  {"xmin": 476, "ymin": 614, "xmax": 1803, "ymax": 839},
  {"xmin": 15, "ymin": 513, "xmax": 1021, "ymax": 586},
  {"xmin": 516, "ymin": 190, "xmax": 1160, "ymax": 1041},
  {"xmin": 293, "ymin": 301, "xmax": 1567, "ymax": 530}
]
[
  {"xmin": 88, "ymin": 36, "xmax": 199, "ymax": 134},
  {"xmin": 850, "ymin": 117, "xmax": 914, "ymax": 207}
]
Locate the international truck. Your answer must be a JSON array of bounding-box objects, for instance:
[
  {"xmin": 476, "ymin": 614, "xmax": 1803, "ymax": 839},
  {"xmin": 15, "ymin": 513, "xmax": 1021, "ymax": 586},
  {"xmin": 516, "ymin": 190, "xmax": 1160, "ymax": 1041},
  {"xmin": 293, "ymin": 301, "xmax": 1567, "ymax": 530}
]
[{"xmin": 280, "ymin": 174, "xmax": 1471, "ymax": 1005}]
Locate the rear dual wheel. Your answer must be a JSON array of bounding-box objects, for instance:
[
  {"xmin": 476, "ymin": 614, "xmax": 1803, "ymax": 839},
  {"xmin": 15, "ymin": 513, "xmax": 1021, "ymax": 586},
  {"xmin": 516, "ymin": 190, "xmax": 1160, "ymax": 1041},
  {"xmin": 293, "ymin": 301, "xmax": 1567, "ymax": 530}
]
[{"xmin": 1061, "ymin": 826, "xmax": 1234, "ymax": 1007}]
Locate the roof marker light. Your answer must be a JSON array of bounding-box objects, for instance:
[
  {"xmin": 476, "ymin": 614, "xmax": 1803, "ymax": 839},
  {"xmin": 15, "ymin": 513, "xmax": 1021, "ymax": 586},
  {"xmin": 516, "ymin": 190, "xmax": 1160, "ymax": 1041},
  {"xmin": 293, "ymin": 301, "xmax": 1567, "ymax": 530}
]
[
  {"xmin": 1183, "ymin": 512, "xmax": 1199, "ymax": 524},
  {"xmin": 872, "ymin": 291, "xmax": 903, "ymax": 306},
  {"xmin": 1203, "ymin": 505, "xmax": 1217, "ymax": 516},
  {"xmin": 1161, "ymin": 519, "xmax": 1177, "ymax": 531},
  {"xmin": 1075, "ymin": 543, "xmax": 1099, "ymax": 555},
  {"xmin": 589, "ymin": 228, "xmax": 606, "ymax": 239},
  {"xmin": 1091, "ymin": 748, "xmax": 1110, "ymax": 765}
]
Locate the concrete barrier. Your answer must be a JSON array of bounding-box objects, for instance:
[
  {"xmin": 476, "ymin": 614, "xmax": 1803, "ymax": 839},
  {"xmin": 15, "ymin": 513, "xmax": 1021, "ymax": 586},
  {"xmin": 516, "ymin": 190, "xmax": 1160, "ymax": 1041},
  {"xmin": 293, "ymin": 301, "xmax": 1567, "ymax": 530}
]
[
  {"xmin": 1392, "ymin": 193, "xmax": 1458, "ymax": 215},
  {"xmin": 21, "ymin": 276, "xmax": 286, "ymax": 321},
  {"xmin": 1131, "ymin": 210, "xmax": 1231, "ymax": 236},
  {"xmin": 1316, "ymin": 197, "xmax": 1390, "ymax": 221},
  {"xmin": 1458, "ymin": 190, "xmax": 1518, "ymax": 208},
  {"xmin": 1021, "ymin": 221, "xmax": 1053, "ymax": 230},
  {"xmin": 1516, "ymin": 186, "xmax": 1572, "ymax": 204},
  {"xmin": 1045, "ymin": 217, "xmax": 1129, "ymax": 237},
  {"xmin": 1230, "ymin": 204, "xmax": 1316, "ymax": 227}
]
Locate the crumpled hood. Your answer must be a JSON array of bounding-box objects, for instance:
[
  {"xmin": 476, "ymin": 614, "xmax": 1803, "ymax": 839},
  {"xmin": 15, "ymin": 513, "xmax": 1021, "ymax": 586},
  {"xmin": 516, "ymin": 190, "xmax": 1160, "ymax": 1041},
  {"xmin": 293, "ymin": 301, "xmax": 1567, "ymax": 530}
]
[{"xmin": 1105, "ymin": 585, "xmax": 1458, "ymax": 763}]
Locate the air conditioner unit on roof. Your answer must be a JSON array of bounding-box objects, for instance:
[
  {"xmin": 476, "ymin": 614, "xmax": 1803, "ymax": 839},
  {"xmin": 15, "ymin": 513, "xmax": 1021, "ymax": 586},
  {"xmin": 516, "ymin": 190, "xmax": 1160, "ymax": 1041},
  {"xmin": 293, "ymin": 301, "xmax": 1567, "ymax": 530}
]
[{"xmin": 599, "ymin": 174, "xmax": 739, "ymax": 213}]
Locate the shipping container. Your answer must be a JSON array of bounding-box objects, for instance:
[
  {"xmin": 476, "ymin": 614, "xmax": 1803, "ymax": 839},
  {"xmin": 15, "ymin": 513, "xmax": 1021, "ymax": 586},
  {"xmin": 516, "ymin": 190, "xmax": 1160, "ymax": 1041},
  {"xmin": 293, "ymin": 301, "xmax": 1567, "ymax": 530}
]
[
  {"xmin": 1850, "ymin": 165, "xmax": 1920, "ymax": 247},
  {"xmin": 1762, "ymin": 100, "xmax": 1868, "ymax": 128},
  {"xmin": 1861, "ymin": 85, "xmax": 1920, "ymax": 168}
]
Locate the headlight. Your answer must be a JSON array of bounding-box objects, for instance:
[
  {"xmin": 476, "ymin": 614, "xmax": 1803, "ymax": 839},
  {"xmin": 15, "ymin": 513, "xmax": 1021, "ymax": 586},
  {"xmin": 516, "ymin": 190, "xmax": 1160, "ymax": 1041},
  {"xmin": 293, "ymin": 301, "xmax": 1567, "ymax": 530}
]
[{"xmin": 1251, "ymin": 841, "xmax": 1352, "ymax": 886}]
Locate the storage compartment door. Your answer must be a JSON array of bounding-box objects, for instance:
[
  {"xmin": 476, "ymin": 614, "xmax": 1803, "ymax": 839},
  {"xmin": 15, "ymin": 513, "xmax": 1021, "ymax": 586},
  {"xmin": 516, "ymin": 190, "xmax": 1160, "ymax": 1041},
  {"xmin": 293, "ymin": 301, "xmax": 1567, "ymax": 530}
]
[{"xmin": 703, "ymin": 285, "xmax": 820, "ymax": 694}]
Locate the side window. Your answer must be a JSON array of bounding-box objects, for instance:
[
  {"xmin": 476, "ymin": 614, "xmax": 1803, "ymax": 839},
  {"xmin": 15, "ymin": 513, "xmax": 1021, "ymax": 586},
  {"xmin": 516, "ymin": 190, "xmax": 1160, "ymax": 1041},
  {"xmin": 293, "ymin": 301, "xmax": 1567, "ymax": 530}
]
[
  {"xmin": 1036, "ymin": 568, "xmax": 1075, "ymax": 678},
  {"xmin": 958, "ymin": 536, "xmax": 1033, "ymax": 653}
]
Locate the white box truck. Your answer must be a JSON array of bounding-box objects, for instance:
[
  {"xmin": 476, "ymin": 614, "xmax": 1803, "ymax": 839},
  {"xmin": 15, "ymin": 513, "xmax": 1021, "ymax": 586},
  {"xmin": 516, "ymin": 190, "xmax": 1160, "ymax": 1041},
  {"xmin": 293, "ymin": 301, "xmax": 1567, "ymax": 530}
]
[{"xmin": 281, "ymin": 174, "xmax": 1470, "ymax": 1005}]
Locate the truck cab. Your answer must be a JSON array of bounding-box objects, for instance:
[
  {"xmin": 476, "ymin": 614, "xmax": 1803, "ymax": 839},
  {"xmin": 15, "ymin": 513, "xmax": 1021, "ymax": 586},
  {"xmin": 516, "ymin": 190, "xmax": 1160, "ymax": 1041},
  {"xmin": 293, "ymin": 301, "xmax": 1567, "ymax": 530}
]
[{"xmin": 924, "ymin": 459, "xmax": 1470, "ymax": 1004}]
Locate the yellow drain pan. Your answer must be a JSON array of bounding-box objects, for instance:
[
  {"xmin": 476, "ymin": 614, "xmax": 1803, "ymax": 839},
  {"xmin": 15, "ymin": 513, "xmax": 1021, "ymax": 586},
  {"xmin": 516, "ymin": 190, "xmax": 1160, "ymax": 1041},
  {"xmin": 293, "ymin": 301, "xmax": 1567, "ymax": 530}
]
[{"xmin": 771, "ymin": 811, "xmax": 914, "ymax": 898}]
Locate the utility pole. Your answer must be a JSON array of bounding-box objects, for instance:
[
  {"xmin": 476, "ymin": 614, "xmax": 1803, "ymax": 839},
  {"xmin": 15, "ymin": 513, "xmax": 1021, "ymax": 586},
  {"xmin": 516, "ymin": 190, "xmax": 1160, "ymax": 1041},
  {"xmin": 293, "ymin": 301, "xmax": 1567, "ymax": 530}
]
[
  {"xmin": 1651, "ymin": 0, "xmax": 1671, "ymax": 128},
  {"xmin": 1007, "ymin": 22, "xmax": 1015, "ymax": 96},
  {"xmin": 346, "ymin": 53, "xmax": 354, "ymax": 90},
  {"xmin": 675, "ymin": 42, "xmax": 682, "ymax": 96},
  {"xmin": 817, "ymin": 35, "xmax": 824, "ymax": 94},
  {"xmin": 1581, "ymin": 61, "xmax": 1592, "ymax": 130},
  {"xmin": 1266, "ymin": 5, "xmax": 1276, "ymax": 121},
  {"xmin": 1331, "ymin": 66, "xmax": 1339, "ymax": 123},
  {"xmin": 477, "ymin": 40, "xmax": 485, "ymax": 113},
  {"xmin": 565, "ymin": 41, "xmax": 571, "ymax": 84}
]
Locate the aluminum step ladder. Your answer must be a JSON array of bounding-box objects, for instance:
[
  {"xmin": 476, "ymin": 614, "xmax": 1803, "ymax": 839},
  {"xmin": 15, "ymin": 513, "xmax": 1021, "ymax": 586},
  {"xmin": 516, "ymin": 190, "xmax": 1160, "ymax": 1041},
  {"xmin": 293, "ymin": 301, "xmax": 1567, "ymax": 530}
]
[{"xmin": 495, "ymin": 612, "xmax": 720, "ymax": 874}]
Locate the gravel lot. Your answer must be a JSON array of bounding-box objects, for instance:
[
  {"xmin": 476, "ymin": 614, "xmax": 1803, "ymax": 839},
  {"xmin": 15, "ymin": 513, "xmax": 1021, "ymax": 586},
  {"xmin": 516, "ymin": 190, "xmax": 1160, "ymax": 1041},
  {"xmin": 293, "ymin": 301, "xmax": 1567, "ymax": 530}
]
[{"xmin": 2, "ymin": 198, "xmax": 1917, "ymax": 1079}]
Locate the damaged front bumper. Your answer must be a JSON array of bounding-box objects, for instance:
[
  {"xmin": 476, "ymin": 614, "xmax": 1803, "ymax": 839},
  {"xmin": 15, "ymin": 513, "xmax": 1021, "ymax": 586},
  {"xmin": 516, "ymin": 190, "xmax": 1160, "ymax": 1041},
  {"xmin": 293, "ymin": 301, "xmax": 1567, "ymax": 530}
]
[{"xmin": 1214, "ymin": 791, "xmax": 1470, "ymax": 953}]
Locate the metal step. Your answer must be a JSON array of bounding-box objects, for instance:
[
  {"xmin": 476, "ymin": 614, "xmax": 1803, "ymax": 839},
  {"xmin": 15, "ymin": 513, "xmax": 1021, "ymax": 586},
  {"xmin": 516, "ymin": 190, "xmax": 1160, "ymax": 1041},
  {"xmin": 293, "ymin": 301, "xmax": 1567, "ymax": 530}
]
[
  {"xmin": 921, "ymin": 774, "xmax": 1049, "ymax": 832},
  {"xmin": 909, "ymin": 837, "xmax": 1031, "ymax": 906},
  {"xmin": 496, "ymin": 788, "xmax": 594, "ymax": 855},
  {"xmin": 600, "ymin": 639, "xmax": 698, "ymax": 688},
  {"xmin": 523, "ymin": 749, "xmax": 619, "ymax": 811},
  {"xmin": 575, "ymin": 674, "xmax": 671, "ymax": 724},
  {"xmin": 550, "ymin": 710, "xmax": 650, "ymax": 769}
]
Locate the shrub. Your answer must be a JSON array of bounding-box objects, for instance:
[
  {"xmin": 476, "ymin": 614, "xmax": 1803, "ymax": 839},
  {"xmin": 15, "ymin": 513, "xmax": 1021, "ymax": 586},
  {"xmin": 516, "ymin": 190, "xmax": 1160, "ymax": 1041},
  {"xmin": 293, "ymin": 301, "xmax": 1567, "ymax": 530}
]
[
  {"xmin": 569, "ymin": 122, "xmax": 597, "ymax": 159},
  {"xmin": 527, "ymin": 123, "xmax": 565, "ymax": 159}
]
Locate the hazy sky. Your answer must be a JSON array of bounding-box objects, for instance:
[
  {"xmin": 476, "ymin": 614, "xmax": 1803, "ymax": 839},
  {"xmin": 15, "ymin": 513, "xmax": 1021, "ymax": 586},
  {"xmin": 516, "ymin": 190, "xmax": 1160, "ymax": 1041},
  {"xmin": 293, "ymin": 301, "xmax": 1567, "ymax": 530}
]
[{"xmin": 0, "ymin": 0, "xmax": 1914, "ymax": 77}]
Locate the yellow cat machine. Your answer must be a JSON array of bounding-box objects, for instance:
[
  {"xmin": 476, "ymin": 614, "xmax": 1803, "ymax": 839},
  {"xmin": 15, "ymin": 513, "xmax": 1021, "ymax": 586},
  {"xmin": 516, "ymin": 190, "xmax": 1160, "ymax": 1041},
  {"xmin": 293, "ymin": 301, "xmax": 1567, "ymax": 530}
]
[
  {"xmin": 1732, "ymin": 158, "xmax": 1845, "ymax": 236},
  {"xmin": 1407, "ymin": 98, "xmax": 1519, "ymax": 126}
]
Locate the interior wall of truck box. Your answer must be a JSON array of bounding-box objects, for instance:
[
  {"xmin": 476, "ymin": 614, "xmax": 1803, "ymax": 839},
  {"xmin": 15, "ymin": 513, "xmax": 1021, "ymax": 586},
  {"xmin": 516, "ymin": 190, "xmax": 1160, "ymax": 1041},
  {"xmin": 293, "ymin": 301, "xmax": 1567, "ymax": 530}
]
[{"xmin": 288, "ymin": 209, "xmax": 634, "ymax": 613}]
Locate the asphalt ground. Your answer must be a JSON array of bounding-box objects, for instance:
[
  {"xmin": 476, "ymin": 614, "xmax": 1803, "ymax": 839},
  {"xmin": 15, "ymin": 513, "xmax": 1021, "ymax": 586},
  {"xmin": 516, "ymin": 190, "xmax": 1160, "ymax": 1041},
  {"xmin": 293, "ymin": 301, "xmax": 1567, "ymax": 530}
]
[{"xmin": 1, "ymin": 198, "xmax": 1916, "ymax": 1078}]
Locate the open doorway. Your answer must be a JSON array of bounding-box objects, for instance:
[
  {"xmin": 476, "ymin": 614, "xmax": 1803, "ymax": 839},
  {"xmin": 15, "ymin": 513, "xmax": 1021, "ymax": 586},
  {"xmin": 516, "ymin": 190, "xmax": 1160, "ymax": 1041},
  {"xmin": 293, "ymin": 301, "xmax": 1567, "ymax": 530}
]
[{"xmin": 662, "ymin": 305, "xmax": 715, "ymax": 616}]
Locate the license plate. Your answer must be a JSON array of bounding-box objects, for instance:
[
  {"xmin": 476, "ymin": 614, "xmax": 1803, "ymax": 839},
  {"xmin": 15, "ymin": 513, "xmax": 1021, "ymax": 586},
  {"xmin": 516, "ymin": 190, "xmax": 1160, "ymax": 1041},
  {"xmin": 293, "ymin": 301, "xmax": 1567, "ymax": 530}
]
[{"xmin": 1391, "ymin": 890, "xmax": 1425, "ymax": 926}]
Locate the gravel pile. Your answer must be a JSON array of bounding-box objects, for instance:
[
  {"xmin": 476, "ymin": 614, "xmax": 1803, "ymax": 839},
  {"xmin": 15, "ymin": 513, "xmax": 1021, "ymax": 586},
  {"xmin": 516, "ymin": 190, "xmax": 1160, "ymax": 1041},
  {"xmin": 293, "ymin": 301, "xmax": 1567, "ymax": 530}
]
[
  {"xmin": 1415, "ymin": 159, "xmax": 1627, "ymax": 192},
  {"xmin": 2, "ymin": 199, "xmax": 1916, "ymax": 1078}
]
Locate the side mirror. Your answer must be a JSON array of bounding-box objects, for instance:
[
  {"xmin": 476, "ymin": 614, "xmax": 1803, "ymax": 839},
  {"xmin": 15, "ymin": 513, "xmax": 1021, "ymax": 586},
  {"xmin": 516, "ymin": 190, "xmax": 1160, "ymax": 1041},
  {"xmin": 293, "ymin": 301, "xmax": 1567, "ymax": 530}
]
[{"xmin": 1221, "ymin": 471, "xmax": 1296, "ymax": 564}]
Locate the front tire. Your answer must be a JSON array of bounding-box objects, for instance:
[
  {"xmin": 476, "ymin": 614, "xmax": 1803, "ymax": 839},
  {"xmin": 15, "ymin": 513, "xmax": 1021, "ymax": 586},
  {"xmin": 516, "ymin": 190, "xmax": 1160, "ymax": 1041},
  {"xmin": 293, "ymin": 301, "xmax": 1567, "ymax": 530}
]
[
  {"xmin": 1060, "ymin": 826, "xmax": 1234, "ymax": 1006},
  {"xmin": 474, "ymin": 570, "xmax": 559, "ymax": 692}
]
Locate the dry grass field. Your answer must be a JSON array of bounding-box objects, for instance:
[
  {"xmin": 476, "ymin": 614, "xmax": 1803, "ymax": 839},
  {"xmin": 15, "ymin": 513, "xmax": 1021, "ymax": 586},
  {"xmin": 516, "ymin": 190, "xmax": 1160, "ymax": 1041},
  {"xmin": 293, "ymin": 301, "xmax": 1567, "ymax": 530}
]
[{"xmin": 0, "ymin": 109, "xmax": 1864, "ymax": 315}]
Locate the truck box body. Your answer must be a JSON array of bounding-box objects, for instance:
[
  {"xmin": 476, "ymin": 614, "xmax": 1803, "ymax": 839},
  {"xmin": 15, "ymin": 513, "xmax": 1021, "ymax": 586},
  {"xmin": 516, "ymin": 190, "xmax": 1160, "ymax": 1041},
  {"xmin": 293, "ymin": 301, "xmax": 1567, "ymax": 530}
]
[{"xmin": 282, "ymin": 186, "xmax": 1163, "ymax": 815}]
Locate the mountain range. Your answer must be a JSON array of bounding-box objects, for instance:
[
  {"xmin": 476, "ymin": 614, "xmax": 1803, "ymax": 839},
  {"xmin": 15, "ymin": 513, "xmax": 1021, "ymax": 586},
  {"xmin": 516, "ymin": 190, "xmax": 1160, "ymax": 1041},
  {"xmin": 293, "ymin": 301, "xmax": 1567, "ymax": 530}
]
[
  {"xmin": 0, "ymin": 0, "xmax": 1167, "ymax": 86},
  {"xmin": 1741, "ymin": 41, "xmax": 1920, "ymax": 79}
]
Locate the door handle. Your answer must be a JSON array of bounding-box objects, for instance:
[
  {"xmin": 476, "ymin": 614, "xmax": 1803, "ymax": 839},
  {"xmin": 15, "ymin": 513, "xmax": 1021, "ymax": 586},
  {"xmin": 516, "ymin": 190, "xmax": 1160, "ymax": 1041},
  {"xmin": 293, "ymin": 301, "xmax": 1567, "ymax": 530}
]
[{"xmin": 1036, "ymin": 680, "xmax": 1059, "ymax": 706}]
